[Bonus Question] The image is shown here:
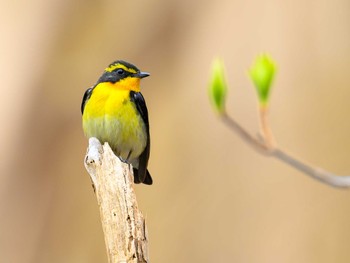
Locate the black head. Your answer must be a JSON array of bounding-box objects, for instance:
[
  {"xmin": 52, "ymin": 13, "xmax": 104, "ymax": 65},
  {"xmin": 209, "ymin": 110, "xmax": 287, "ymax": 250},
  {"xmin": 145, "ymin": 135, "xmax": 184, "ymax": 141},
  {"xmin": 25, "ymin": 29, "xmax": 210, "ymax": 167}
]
[{"xmin": 97, "ymin": 60, "xmax": 149, "ymax": 84}]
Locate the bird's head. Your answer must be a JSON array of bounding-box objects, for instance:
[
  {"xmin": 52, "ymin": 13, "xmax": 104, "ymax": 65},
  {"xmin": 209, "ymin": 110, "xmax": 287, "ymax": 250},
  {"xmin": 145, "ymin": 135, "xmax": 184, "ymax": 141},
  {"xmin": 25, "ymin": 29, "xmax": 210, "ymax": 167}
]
[{"xmin": 97, "ymin": 60, "xmax": 150, "ymax": 92}]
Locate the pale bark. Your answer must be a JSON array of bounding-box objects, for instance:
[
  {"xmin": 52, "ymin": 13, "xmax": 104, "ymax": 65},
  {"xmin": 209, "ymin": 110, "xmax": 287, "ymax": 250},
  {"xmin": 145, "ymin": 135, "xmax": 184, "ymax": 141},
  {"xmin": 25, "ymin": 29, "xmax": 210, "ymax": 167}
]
[{"xmin": 84, "ymin": 137, "xmax": 149, "ymax": 263}]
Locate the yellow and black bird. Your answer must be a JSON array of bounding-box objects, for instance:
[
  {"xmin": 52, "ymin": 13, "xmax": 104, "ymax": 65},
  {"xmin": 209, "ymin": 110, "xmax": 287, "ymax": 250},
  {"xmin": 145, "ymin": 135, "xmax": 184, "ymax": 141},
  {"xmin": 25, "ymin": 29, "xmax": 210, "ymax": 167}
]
[{"xmin": 81, "ymin": 60, "xmax": 152, "ymax": 185}]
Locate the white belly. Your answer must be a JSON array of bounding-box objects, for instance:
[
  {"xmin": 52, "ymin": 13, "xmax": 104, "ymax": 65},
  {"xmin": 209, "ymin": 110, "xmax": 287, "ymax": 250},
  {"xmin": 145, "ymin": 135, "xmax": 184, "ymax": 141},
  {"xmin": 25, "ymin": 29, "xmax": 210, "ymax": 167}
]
[{"xmin": 83, "ymin": 114, "xmax": 147, "ymax": 162}]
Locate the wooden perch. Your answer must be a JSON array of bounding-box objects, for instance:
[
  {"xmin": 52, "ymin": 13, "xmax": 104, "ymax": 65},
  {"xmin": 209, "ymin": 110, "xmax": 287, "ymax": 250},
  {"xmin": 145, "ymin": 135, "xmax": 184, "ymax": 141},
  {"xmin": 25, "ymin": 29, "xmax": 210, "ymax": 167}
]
[{"xmin": 84, "ymin": 137, "xmax": 149, "ymax": 263}]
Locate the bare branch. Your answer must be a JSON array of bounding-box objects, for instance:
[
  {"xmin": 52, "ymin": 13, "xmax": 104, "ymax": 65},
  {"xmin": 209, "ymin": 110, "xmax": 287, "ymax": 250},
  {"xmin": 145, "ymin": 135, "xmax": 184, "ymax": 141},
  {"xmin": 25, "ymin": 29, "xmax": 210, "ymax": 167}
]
[
  {"xmin": 220, "ymin": 113, "xmax": 350, "ymax": 188},
  {"xmin": 272, "ymin": 148, "xmax": 350, "ymax": 188},
  {"xmin": 258, "ymin": 106, "xmax": 276, "ymax": 148},
  {"xmin": 84, "ymin": 137, "xmax": 149, "ymax": 263},
  {"xmin": 221, "ymin": 113, "xmax": 270, "ymax": 153}
]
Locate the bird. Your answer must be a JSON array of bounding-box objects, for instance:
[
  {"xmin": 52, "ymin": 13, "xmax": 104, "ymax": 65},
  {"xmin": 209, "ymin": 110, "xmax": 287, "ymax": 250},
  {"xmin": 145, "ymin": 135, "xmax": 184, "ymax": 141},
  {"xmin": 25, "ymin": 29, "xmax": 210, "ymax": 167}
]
[{"xmin": 81, "ymin": 60, "xmax": 152, "ymax": 185}]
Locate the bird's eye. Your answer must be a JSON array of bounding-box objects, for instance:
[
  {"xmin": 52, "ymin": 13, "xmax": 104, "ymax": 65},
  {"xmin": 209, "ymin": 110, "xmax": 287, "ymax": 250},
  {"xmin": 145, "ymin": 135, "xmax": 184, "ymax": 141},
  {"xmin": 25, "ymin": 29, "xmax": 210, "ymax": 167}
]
[{"xmin": 116, "ymin": 69, "xmax": 125, "ymax": 75}]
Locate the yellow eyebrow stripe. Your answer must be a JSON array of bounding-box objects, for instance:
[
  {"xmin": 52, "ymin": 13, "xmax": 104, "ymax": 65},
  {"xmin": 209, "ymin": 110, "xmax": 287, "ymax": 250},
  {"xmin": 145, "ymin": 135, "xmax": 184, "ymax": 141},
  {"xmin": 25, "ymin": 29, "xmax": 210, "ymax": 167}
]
[{"xmin": 105, "ymin": 63, "xmax": 137, "ymax": 73}]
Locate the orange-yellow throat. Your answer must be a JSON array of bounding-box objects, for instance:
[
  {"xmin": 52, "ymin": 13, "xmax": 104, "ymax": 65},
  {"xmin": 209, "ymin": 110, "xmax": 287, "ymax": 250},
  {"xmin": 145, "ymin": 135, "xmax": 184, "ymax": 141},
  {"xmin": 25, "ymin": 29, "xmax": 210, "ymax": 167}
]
[{"xmin": 82, "ymin": 80, "xmax": 147, "ymax": 162}]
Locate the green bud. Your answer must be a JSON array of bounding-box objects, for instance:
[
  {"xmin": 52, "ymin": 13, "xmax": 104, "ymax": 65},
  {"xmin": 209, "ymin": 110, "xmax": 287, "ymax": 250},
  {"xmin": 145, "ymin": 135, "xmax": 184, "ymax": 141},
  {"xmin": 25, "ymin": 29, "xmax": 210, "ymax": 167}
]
[
  {"xmin": 209, "ymin": 58, "xmax": 227, "ymax": 114},
  {"xmin": 249, "ymin": 54, "xmax": 276, "ymax": 106}
]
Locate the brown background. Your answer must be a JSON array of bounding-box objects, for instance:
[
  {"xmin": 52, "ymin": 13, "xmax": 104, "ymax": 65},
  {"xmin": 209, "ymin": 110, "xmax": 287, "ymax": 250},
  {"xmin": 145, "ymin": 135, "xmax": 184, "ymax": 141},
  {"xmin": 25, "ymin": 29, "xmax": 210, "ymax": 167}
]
[{"xmin": 1, "ymin": 0, "xmax": 350, "ymax": 262}]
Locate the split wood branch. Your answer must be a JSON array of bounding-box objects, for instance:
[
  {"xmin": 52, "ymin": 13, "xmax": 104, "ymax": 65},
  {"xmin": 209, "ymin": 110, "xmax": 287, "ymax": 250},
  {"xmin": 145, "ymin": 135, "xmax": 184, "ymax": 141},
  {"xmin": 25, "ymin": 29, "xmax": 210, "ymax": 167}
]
[
  {"xmin": 84, "ymin": 137, "xmax": 149, "ymax": 263},
  {"xmin": 220, "ymin": 110, "xmax": 350, "ymax": 188}
]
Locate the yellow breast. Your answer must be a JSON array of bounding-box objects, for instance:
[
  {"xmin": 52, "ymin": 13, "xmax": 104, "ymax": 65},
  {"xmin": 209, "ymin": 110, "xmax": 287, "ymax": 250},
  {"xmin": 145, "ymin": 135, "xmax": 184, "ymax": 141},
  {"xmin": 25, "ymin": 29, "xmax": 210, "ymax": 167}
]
[{"xmin": 82, "ymin": 82, "xmax": 147, "ymax": 160}]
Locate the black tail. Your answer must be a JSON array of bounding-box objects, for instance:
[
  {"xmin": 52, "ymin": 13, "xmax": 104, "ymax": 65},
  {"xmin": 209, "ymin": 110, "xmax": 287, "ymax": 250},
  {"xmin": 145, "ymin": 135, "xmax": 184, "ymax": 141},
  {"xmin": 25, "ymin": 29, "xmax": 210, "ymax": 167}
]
[{"xmin": 133, "ymin": 168, "xmax": 153, "ymax": 185}]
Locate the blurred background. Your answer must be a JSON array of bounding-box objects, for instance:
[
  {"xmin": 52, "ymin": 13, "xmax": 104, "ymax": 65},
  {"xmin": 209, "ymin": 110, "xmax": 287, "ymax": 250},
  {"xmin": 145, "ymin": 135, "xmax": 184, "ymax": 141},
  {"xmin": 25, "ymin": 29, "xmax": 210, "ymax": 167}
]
[{"xmin": 1, "ymin": 0, "xmax": 350, "ymax": 262}]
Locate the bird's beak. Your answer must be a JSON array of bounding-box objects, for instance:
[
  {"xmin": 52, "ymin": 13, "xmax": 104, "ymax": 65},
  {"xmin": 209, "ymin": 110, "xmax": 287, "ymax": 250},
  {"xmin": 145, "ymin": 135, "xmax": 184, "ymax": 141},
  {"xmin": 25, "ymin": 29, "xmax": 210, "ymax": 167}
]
[{"xmin": 135, "ymin": 71, "xmax": 150, "ymax": 79}]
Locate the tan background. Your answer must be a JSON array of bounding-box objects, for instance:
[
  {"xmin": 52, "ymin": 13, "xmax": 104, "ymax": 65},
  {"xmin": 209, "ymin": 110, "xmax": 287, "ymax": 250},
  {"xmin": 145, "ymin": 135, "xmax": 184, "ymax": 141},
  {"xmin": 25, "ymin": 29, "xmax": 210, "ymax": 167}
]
[{"xmin": 1, "ymin": 0, "xmax": 350, "ymax": 262}]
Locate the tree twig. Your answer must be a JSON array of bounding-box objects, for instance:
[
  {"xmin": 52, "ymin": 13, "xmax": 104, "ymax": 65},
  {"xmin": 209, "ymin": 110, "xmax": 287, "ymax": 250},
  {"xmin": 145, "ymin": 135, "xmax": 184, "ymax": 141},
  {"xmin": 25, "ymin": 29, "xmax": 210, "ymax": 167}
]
[
  {"xmin": 84, "ymin": 137, "xmax": 149, "ymax": 263},
  {"xmin": 272, "ymin": 148, "xmax": 350, "ymax": 187},
  {"xmin": 258, "ymin": 106, "xmax": 276, "ymax": 148},
  {"xmin": 221, "ymin": 112, "xmax": 269, "ymax": 153},
  {"xmin": 220, "ymin": 112, "xmax": 350, "ymax": 188}
]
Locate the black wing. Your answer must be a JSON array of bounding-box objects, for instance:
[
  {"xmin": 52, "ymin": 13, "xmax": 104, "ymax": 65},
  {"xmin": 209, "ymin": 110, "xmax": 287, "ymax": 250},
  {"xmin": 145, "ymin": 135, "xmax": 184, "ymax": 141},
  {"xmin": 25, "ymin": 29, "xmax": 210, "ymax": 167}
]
[
  {"xmin": 130, "ymin": 91, "xmax": 150, "ymax": 183},
  {"xmin": 81, "ymin": 87, "xmax": 93, "ymax": 114}
]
